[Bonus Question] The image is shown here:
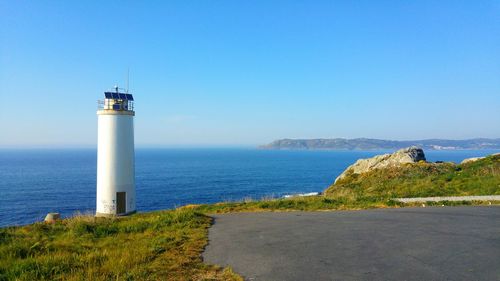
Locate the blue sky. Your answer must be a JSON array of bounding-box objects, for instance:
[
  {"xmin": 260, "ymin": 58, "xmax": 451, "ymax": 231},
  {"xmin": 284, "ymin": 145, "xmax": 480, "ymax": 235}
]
[{"xmin": 1, "ymin": 1, "xmax": 499, "ymax": 148}]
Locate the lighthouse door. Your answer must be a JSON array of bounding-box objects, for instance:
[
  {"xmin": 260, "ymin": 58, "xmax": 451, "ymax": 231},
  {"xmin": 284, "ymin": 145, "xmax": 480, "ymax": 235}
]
[{"xmin": 116, "ymin": 192, "xmax": 126, "ymax": 214}]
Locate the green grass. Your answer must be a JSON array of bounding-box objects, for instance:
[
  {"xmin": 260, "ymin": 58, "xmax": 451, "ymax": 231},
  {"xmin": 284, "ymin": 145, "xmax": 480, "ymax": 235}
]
[
  {"xmin": 1, "ymin": 154, "xmax": 499, "ymax": 280},
  {"xmin": 189, "ymin": 195, "xmax": 391, "ymax": 214},
  {"xmin": 0, "ymin": 209, "xmax": 241, "ymax": 281},
  {"xmin": 325, "ymin": 154, "xmax": 500, "ymax": 199}
]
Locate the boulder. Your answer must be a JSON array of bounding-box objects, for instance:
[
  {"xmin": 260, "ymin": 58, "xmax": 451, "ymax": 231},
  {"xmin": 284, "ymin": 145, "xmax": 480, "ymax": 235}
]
[
  {"xmin": 44, "ymin": 212, "xmax": 60, "ymax": 224},
  {"xmin": 461, "ymin": 157, "xmax": 483, "ymax": 164},
  {"xmin": 461, "ymin": 153, "xmax": 500, "ymax": 164},
  {"xmin": 334, "ymin": 146, "xmax": 426, "ymax": 184}
]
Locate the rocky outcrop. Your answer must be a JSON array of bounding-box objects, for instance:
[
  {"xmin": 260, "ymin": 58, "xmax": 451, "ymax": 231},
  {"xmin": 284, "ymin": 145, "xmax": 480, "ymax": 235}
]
[
  {"xmin": 461, "ymin": 157, "xmax": 484, "ymax": 164},
  {"xmin": 461, "ymin": 153, "xmax": 500, "ymax": 164},
  {"xmin": 334, "ymin": 146, "xmax": 426, "ymax": 183}
]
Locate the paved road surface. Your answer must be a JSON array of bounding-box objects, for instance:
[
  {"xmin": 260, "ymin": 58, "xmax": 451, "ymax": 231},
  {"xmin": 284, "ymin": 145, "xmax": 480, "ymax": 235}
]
[{"xmin": 203, "ymin": 207, "xmax": 500, "ymax": 281}]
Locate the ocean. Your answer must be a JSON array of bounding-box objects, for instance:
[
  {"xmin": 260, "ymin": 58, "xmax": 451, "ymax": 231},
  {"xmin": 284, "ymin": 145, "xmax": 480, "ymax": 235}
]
[{"xmin": 0, "ymin": 148, "xmax": 497, "ymax": 227}]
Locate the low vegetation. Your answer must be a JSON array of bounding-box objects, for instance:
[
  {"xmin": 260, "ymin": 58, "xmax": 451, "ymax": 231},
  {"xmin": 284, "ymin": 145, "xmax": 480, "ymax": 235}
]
[
  {"xmin": 325, "ymin": 154, "xmax": 500, "ymax": 199},
  {"xmin": 190, "ymin": 195, "xmax": 392, "ymax": 213},
  {"xmin": 0, "ymin": 209, "xmax": 241, "ymax": 281},
  {"xmin": 1, "ymin": 155, "xmax": 499, "ymax": 280}
]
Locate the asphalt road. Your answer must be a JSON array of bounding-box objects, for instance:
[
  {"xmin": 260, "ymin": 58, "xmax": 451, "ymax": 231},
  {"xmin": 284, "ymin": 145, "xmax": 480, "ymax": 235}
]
[{"xmin": 203, "ymin": 207, "xmax": 500, "ymax": 281}]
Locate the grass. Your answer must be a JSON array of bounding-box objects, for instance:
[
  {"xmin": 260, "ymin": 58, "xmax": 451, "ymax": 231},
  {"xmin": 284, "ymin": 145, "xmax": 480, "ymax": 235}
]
[
  {"xmin": 1, "ymin": 154, "xmax": 499, "ymax": 280},
  {"xmin": 0, "ymin": 209, "xmax": 241, "ymax": 281},
  {"xmin": 189, "ymin": 195, "xmax": 391, "ymax": 213},
  {"xmin": 325, "ymin": 154, "xmax": 500, "ymax": 199}
]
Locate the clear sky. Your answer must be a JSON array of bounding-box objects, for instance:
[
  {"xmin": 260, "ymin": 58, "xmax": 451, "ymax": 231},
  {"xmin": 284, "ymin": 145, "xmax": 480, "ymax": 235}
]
[{"xmin": 1, "ymin": 1, "xmax": 499, "ymax": 148}]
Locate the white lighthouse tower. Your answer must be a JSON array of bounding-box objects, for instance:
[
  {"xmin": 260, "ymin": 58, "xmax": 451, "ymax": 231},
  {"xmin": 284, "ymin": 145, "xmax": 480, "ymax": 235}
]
[{"xmin": 96, "ymin": 86, "xmax": 136, "ymax": 216}]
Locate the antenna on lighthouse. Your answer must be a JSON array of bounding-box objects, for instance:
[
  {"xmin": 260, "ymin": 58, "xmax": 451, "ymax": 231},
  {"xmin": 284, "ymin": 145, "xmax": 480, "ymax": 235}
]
[{"xmin": 126, "ymin": 68, "xmax": 130, "ymax": 94}]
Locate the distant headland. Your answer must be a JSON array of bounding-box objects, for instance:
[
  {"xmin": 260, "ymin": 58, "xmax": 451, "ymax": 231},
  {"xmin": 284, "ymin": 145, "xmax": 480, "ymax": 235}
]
[{"xmin": 260, "ymin": 138, "xmax": 500, "ymax": 150}]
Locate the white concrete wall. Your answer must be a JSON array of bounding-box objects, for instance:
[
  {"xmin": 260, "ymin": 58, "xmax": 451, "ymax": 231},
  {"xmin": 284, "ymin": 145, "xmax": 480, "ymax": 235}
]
[
  {"xmin": 96, "ymin": 112, "xmax": 135, "ymax": 215},
  {"xmin": 394, "ymin": 195, "xmax": 500, "ymax": 203}
]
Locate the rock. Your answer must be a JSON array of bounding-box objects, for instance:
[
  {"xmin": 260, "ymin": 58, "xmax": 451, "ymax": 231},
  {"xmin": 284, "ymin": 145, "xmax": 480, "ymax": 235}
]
[
  {"xmin": 461, "ymin": 153, "xmax": 500, "ymax": 164},
  {"xmin": 44, "ymin": 212, "xmax": 60, "ymax": 224},
  {"xmin": 461, "ymin": 157, "xmax": 483, "ymax": 164},
  {"xmin": 334, "ymin": 146, "xmax": 426, "ymax": 184}
]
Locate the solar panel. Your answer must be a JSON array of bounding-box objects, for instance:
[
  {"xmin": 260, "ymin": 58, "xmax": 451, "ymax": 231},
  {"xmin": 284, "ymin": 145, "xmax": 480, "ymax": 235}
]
[{"xmin": 103, "ymin": 91, "xmax": 134, "ymax": 101}]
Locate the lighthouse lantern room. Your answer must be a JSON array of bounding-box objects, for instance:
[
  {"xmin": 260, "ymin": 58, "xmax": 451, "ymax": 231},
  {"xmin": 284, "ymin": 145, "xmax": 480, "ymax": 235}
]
[{"xmin": 96, "ymin": 86, "xmax": 136, "ymax": 216}]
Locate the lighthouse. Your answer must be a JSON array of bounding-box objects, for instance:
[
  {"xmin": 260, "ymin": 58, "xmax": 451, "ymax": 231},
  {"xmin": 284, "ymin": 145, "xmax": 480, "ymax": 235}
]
[{"xmin": 96, "ymin": 86, "xmax": 136, "ymax": 216}]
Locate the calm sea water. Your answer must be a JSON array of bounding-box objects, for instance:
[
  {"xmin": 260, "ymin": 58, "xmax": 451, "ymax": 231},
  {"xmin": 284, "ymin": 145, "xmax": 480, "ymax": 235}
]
[{"xmin": 0, "ymin": 148, "xmax": 497, "ymax": 227}]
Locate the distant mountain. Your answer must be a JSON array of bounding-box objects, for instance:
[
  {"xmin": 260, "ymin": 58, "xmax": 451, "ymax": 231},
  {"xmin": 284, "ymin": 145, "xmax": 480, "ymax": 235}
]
[{"xmin": 259, "ymin": 138, "xmax": 500, "ymax": 150}]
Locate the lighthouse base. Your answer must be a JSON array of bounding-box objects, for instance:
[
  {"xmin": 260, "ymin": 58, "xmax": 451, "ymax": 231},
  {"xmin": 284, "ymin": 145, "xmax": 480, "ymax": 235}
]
[{"xmin": 95, "ymin": 210, "xmax": 137, "ymax": 218}]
